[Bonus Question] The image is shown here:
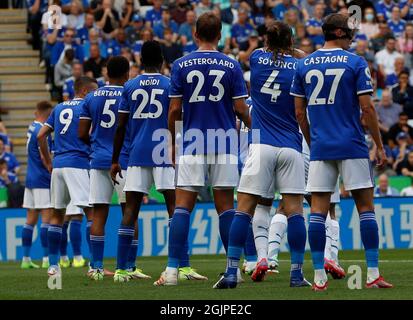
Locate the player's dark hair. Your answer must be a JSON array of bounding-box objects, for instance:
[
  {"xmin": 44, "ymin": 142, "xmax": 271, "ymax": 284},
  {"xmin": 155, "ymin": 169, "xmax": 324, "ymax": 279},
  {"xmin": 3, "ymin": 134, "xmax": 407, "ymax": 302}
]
[
  {"xmin": 106, "ymin": 56, "xmax": 130, "ymax": 79},
  {"xmin": 0, "ymin": 159, "xmax": 6, "ymax": 166},
  {"xmin": 36, "ymin": 101, "xmax": 52, "ymax": 113},
  {"xmin": 265, "ymin": 20, "xmax": 294, "ymax": 60},
  {"xmin": 400, "ymin": 69, "xmax": 410, "ymax": 77},
  {"xmin": 399, "ymin": 112, "xmax": 408, "ymax": 118},
  {"xmin": 64, "ymin": 48, "xmax": 75, "ymax": 61},
  {"xmin": 74, "ymin": 76, "xmax": 97, "ymax": 95},
  {"xmin": 322, "ymin": 13, "xmax": 355, "ymax": 41},
  {"xmin": 196, "ymin": 12, "xmax": 222, "ymax": 42},
  {"xmin": 385, "ymin": 35, "xmax": 396, "ymax": 42},
  {"xmin": 141, "ymin": 40, "xmax": 164, "ymax": 69}
]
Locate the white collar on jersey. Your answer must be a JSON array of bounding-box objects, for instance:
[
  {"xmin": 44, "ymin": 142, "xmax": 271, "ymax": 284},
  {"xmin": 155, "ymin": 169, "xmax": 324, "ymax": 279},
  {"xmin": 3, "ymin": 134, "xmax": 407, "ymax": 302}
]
[
  {"xmin": 104, "ymin": 85, "xmax": 123, "ymax": 88},
  {"xmin": 318, "ymin": 48, "xmax": 343, "ymax": 52},
  {"xmin": 196, "ymin": 49, "xmax": 219, "ymax": 53},
  {"xmin": 143, "ymin": 73, "xmax": 161, "ymax": 75},
  {"xmin": 73, "ymin": 97, "xmax": 84, "ymax": 100}
]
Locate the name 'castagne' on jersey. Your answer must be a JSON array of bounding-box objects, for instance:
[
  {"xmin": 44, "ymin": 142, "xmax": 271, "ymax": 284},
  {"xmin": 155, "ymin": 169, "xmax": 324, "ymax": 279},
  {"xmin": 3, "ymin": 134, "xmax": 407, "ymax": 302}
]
[
  {"xmin": 119, "ymin": 73, "xmax": 171, "ymax": 167},
  {"xmin": 250, "ymin": 48, "xmax": 302, "ymax": 152},
  {"xmin": 290, "ymin": 48, "xmax": 373, "ymax": 161},
  {"xmin": 169, "ymin": 50, "xmax": 248, "ymax": 155},
  {"xmin": 80, "ymin": 85, "xmax": 124, "ymax": 170}
]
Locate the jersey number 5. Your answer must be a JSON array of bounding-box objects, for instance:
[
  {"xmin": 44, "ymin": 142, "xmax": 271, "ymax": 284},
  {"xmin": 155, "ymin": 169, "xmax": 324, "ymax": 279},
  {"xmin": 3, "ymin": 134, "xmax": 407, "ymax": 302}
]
[
  {"xmin": 305, "ymin": 68, "xmax": 345, "ymax": 106},
  {"xmin": 101, "ymin": 99, "xmax": 117, "ymax": 128}
]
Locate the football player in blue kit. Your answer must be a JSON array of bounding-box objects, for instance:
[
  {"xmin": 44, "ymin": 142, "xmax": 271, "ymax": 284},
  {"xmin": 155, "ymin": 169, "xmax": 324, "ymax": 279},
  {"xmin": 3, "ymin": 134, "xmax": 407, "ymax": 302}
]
[
  {"xmin": 37, "ymin": 77, "xmax": 98, "ymax": 278},
  {"xmin": 154, "ymin": 12, "xmax": 250, "ymax": 286},
  {"xmin": 215, "ymin": 21, "xmax": 309, "ymax": 289},
  {"xmin": 21, "ymin": 101, "xmax": 53, "ymax": 270},
  {"xmin": 291, "ymin": 13, "xmax": 393, "ymax": 290}
]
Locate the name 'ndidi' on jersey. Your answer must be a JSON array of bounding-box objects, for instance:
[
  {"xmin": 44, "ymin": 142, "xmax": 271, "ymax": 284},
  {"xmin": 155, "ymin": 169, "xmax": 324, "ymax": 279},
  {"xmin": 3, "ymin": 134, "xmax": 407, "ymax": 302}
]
[{"xmin": 290, "ymin": 48, "xmax": 373, "ymax": 161}]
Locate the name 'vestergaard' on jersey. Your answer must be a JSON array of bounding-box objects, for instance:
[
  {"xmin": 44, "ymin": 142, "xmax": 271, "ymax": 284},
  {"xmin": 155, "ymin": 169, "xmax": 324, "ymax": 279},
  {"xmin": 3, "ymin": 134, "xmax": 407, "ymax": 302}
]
[{"xmin": 178, "ymin": 58, "xmax": 234, "ymax": 69}]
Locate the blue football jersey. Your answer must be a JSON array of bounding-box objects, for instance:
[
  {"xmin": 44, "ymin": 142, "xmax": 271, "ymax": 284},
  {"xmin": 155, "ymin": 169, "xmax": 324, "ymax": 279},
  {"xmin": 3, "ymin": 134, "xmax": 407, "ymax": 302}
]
[
  {"xmin": 290, "ymin": 48, "xmax": 373, "ymax": 161},
  {"xmin": 80, "ymin": 85, "xmax": 123, "ymax": 170},
  {"xmin": 45, "ymin": 98, "xmax": 90, "ymax": 169},
  {"xmin": 119, "ymin": 73, "xmax": 171, "ymax": 167},
  {"xmin": 169, "ymin": 50, "xmax": 248, "ymax": 155},
  {"xmin": 26, "ymin": 121, "xmax": 51, "ymax": 189},
  {"xmin": 250, "ymin": 49, "xmax": 302, "ymax": 152},
  {"xmin": 63, "ymin": 77, "xmax": 75, "ymax": 100}
]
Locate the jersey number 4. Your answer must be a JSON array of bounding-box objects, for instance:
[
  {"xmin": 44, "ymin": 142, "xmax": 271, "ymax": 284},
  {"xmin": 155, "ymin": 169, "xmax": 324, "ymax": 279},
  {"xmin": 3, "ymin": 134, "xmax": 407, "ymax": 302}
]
[
  {"xmin": 260, "ymin": 70, "xmax": 281, "ymax": 103},
  {"xmin": 305, "ymin": 68, "xmax": 345, "ymax": 106}
]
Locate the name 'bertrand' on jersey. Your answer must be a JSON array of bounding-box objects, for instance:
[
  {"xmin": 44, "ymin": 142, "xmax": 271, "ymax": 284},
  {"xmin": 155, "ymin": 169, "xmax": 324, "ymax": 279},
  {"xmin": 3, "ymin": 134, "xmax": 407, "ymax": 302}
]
[
  {"xmin": 93, "ymin": 89, "xmax": 122, "ymax": 97},
  {"xmin": 178, "ymin": 57, "xmax": 235, "ymax": 69}
]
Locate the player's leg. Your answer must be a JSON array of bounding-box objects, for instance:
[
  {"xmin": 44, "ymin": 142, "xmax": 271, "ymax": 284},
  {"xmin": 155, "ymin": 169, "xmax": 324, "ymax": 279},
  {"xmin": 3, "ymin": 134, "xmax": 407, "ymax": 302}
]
[
  {"xmin": 21, "ymin": 206, "xmax": 40, "ymax": 269},
  {"xmin": 306, "ymin": 160, "xmax": 339, "ymax": 291},
  {"xmin": 40, "ymin": 208, "xmax": 51, "ymax": 268},
  {"xmin": 267, "ymin": 202, "xmax": 286, "ymax": 273},
  {"xmin": 69, "ymin": 213, "xmax": 85, "ymax": 267},
  {"xmin": 154, "ymin": 155, "xmax": 203, "ymax": 286},
  {"xmin": 47, "ymin": 209, "xmax": 66, "ymax": 276},
  {"xmin": 215, "ymin": 147, "xmax": 274, "ymax": 288},
  {"xmin": 342, "ymin": 159, "xmax": 392, "ymax": 288},
  {"xmin": 242, "ymin": 219, "xmax": 257, "ymax": 275},
  {"xmin": 59, "ymin": 215, "xmax": 70, "ymax": 268}
]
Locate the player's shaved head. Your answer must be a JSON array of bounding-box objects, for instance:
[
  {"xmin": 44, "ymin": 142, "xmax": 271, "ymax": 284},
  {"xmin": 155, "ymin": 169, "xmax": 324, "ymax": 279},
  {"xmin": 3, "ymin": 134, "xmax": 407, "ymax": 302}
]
[
  {"xmin": 141, "ymin": 40, "xmax": 163, "ymax": 70},
  {"xmin": 195, "ymin": 12, "xmax": 221, "ymax": 43},
  {"xmin": 107, "ymin": 56, "xmax": 130, "ymax": 80},
  {"xmin": 265, "ymin": 21, "xmax": 294, "ymax": 57},
  {"xmin": 74, "ymin": 76, "xmax": 98, "ymax": 95}
]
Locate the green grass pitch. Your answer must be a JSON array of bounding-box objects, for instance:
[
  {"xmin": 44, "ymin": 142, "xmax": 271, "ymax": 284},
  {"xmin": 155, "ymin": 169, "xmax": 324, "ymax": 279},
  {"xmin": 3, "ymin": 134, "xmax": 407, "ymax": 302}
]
[{"xmin": 0, "ymin": 249, "xmax": 412, "ymax": 300}]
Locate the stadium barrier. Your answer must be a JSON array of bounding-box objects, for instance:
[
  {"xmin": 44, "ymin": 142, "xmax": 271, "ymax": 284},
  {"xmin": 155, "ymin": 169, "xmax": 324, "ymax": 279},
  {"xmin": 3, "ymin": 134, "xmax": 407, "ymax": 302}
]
[{"xmin": 1, "ymin": 197, "xmax": 412, "ymax": 261}]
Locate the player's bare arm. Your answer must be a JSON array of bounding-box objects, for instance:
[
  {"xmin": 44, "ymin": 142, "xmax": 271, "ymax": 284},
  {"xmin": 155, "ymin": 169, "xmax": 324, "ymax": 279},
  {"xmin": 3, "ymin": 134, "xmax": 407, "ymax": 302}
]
[
  {"xmin": 110, "ymin": 112, "xmax": 128, "ymax": 184},
  {"xmin": 359, "ymin": 94, "xmax": 387, "ymax": 169},
  {"xmin": 37, "ymin": 125, "xmax": 53, "ymax": 173},
  {"xmin": 295, "ymin": 96, "xmax": 310, "ymax": 147},
  {"xmin": 78, "ymin": 119, "xmax": 92, "ymax": 145},
  {"xmin": 168, "ymin": 97, "xmax": 182, "ymax": 167},
  {"xmin": 233, "ymin": 98, "xmax": 251, "ymax": 129}
]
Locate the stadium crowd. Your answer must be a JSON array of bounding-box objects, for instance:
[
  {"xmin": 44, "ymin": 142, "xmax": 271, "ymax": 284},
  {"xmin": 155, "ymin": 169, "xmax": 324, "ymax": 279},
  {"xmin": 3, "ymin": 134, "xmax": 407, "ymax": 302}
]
[{"xmin": 0, "ymin": 0, "xmax": 412, "ymax": 203}]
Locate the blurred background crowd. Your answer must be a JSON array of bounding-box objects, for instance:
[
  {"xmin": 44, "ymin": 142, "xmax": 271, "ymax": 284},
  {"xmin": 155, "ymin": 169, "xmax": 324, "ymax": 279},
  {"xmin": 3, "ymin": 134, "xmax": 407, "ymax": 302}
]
[{"xmin": 2, "ymin": 0, "xmax": 413, "ymax": 201}]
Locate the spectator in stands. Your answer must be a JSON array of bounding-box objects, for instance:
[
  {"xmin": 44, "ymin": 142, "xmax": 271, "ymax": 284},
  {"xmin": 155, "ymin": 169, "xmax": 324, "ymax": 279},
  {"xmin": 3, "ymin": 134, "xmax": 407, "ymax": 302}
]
[
  {"xmin": 83, "ymin": 28, "xmax": 108, "ymax": 60},
  {"xmin": 392, "ymin": 70, "xmax": 413, "ymax": 118},
  {"xmin": 27, "ymin": 0, "xmax": 48, "ymax": 50},
  {"xmin": 370, "ymin": 22, "xmax": 392, "ymax": 53},
  {"xmin": 83, "ymin": 43, "xmax": 106, "ymax": 78},
  {"xmin": 63, "ymin": 60, "xmax": 83, "ymax": 101},
  {"xmin": 132, "ymin": 28, "xmax": 154, "ymax": 65},
  {"xmin": 377, "ymin": 89, "xmax": 403, "ymax": 135},
  {"xmin": 145, "ymin": 0, "xmax": 163, "ymax": 27},
  {"xmin": 374, "ymin": 173, "xmax": 400, "ymax": 197},
  {"xmin": 129, "ymin": 63, "xmax": 140, "ymax": 79},
  {"xmin": 154, "ymin": 7, "xmax": 179, "ymax": 44},
  {"xmin": 161, "ymin": 28, "xmax": 183, "ymax": 69},
  {"xmin": 212, "ymin": 6, "xmax": 231, "ymax": 53},
  {"xmin": 375, "ymin": 0, "xmax": 396, "ymax": 22},
  {"xmin": 387, "ymin": 6, "xmax": 406, "ymax": 38},
  {"xmin": 305, "ymin": 3, "xmax": 325, "ymax": 49},
  {"xmin": 360, "ymin": 6, "xmax": 379, "ymax": 40},
  {"xmin": 61, "ymin": 0, "xmax": 89, "ymax": 13},
  {"xmin": 67, "ymin": 0, "xmax": 85, "ymax": 30},
  {"xmin": 397, "ymin": 150, "xmax": 413, "ymax": 176},
  {"xmin": 391, "ymin": 131, "xmax": 413, "ymax": 168},
  {"xmin": 386, "ymin": 56, "xmax": 408, "ymax": 87},
  {"xmin": 106, "ymin": 28, "xmax": 130, "ymax": 56},
  {"xmin": 0, "ymin": 138, "xmax": 19, "ymax": 174},
  {"xmin": 375, "ymin": 36, "xmax": 403, "ymax": 79},
  {"xmin": 94, "ymin": 0, "xmax": 120, "ymax": 37},
  {"xmin": 195, "ymin": 0, "xmax": 215, "ymax": 19},
  {"xmin": 238, "ymin": 30, "xmax": 260, "ymax": 64},
  {"xmin": 125, "ymin": 13, "xmax": 144, "ymax": 44},
  {"xmin": 400, "ymin": 177, "xmax": 413, "ymax": 196},
  {"xmin": 251, "ymin": 0, "xmax": 268, "ymax": 28},
  {"xmin": 113, "ymin": 0, "xmax": 140, "ymax": 19},
  {"xmin": 76, "ymin": 13, "xmax": 95, "ymax": 44},
  {"xmin": 301, "ymin": 0, "xmax": 318, "ymax": 21},
  {"xmin": 284, "ymin": 8, "xmax": 300, "ymax": 35},
  {"xmin": 171, "ymin": 0, "xmax": 191, "ymax": 25},
  {"xmin": 387, "ymin": 112, "xmax": 413, "ymax": 148},
  {"xmin": 299, "ymin": 38, "xmax": 314, "ymax": 54},
  {"xmin": 179, "ymin": 10, "xmax": 196, "ymax": 47},
  {"xmin": 0, "ymin": 131, "xmax": 11, "ymax": 153},
  {"xmin": 401, "ymin": 0, "xmax": 413, "ymax": 20},
  {"xmin": 119, "ymin": 0, "xmax": 138, "ymax": 28},
  {"xmin": 231, "ymin": 8, "xmax": 255, "ymax": 51},
  {"xmin": 324, "ymin": 0, "xmax": 344, "ymax": 16},
  {"xmin": 352, "ymin": 39, "xmax": 375, "ymax": 63},
  {"xmin": 272, "ymin": 0, "xmax": 299, "ymax": 21},
  {"xmin": 54, "ymin": 48, "xmax": 75, "ymax": 100},
  {"xmin": 397, "ymin": 22, "xmax": 413, "ymax": 69},
  {"xmin": 50, "ymin": 28, "xmax": 84, "ymax": 67},
  {"xmin": 0, "ymin": 159, "xmax": 23, "ymax": 208}
]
